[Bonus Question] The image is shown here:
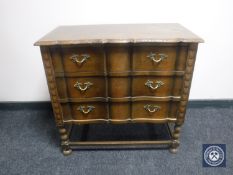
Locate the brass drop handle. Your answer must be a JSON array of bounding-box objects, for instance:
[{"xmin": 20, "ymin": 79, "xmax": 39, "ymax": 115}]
[
  {"xmin": 74, "ymin": 81, "xmax": 93, "ymax": 92},
  {"xmin": 77, "ymin": 106, "xmax": 95, "ymax": 114},
  {"xmin": 144, "ymin": 105, "xmax": 161, "ymax": 113},
  {"xmin": 147, "ymin": 52, "xmax": 168, "ymax": 63},
  {"xmin": 70, "ymin": 54, "xmax": 90, "ymax": 65},
  {"xmin": 145, "ymin": 80, "xmax": 164, "ymax": 90}
]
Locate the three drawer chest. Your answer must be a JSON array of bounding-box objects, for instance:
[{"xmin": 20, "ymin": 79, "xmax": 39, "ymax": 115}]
[{"xmin": 35, "ymin": 24, "xmax": 203, "ymax": 155}]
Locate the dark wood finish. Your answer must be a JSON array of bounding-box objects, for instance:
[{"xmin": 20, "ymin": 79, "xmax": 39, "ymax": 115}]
[
  {"xmin": 36, "ymin": 24, "xmax": 202, "ymax": 155},
  {"xmin": 62, "ymin": 102, "xmax": 108, "ymax": 120},
  {"xmin": 109, "ymin": 102, "xmax": 130, "ymax": 120},
  {"xmin": 61, "ymin": 45, "xmax": 105, "ymax": 73},
  {"xmin": 132, "ymin": 101, "xmax": 178, "ymax": 120},
  {"xmin": 40, "ymin": 47, "xmax": 63, "ymax": 125},
  {"xmin": 132, "ymin": 76, "xmax": 183, "ymax": 97},
  {"xmin": 108, "ymin": 77, "xmax": 131, "ymax": 98},
  {"xmin": 70, "ymin": 140, "xmax": 172, "ymax": 146},
  {"xmin": 34, "ymin": 24, "xmax": 203, "ymax": 46},
  {"xmin": 106, "ymin": 44, "xmax": 131, "ymax": 72},
  {"xmin": 56, "ymin": 77, "xmax": 106, "ymax": 98},
  {"xmin": 133, "ymin": 45, "xmax": 178, "ymax": 71},
  {"xmin": 40, "ymin": 47, "xmax": 72, "ymax": 155}
]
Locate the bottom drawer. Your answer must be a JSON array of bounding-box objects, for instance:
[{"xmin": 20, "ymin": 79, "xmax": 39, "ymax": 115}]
[
  {"xmin": 61, "ymin": 100, "xmax": 178, "ymax": 123},
  {"xmin": 132, "ymin": 101, "xmax": 178, "ymax": 120},
  {"xmin": 110, "ymin": 102, "xmax": 131, "ymax": 121},
  {"xmin": 62, "ymin": 102, "xmax": 107, "ymax": 121}
]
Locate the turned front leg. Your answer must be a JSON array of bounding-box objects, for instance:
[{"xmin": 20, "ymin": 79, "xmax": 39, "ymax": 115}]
[
  {"xmin": 169, "ymin": 124, "xmax": 181, "ymax": 154},
  {"xmin": 59, "ymin": 127, "xmax": 72, "ymax": 155}
]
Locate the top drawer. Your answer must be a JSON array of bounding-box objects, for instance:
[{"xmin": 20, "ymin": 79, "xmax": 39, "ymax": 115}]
[
  {"xmin": 61, "ymin": 45, "xmax": 105, "ymax": 73},
  {"xmin": 132, "ymin": 45, "xmax": 187, "ymax": 71},
  {"xmin": 50, "ymin": 44, "xmax": 188, "ymax": 74}
]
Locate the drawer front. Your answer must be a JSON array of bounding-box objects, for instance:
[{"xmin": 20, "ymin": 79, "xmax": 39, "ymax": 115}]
[
  {"xmin": 56, "ymin": 77, "xmax": 106, "ymax": 99},
  {"xmin": 109, "ymin": 102, "xmax": 130, "ymax": 120},
  {"xmin": 62, "ymin": 101, "xmax": 178, "ymax": 122},
  {"xmin": 61, "ymin": 46, "xmax": 104, "ymax": 73},
  {"xmin": 56, "ymin": 76, "xmax": 182, "ymax": 99},
  {"xmin": 106, "ymin": 45, "xmax": 130, "ymax": 72},
  {"xmin": 62, "ymin": 102, "xmax": 107, "ymax": 121},
  {"xmin": 132, "ymin": 45, "xmax": 187, "ymax": 71},
  {"xmin": 108, "ymin": 77, "xmax": 131, "ymax": 98},
  {"xmin": 132, "ymin": 101, "xmax": 178, "ymax": 119},
  {"xmin": 132, "ymin": 76, "xmax": 183, "ymax": 97}
]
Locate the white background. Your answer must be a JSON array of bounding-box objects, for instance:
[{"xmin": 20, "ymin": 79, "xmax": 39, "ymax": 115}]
[{"xmin": 0, "ymin": 0, "xmax": 233, "ymax": 101}]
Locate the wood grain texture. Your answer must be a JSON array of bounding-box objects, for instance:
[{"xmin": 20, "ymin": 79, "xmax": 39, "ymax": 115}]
[
  {"xmin": 34, "ymin": 24, "xmax": 204, "ymax": 46},
  {"xmin": 132, "ymin": 101, "xmax": 178, "ymax": 120},
  {"xmin": 58, "ymin": 96, "xmax": 181, "ymax": 103},
  {"xmin": 132, "ymin": 76, "xmax": 183, "ymax": 97},
  {"xmin": 62, "ymin": 102, "xmax": 108, "ymax": 121},
  {"xmin": 176, "ymin": 43, "xmax": 198, "ymax": 125},
  {"xmin": 133, "ymin": 45, "xmax": 178, "ymax": 71},
  {"xmin": 40, "ymin": 47, "xmax": 63, "ymax": 126},
  {"xmin": 61, "ymin": 45, "xmax": 105, "ymax": 73},
  {"xmin": 40, "ymin": 47, "xmax": 72, "ymax": 155},
  {"xmin": 63, "ymin": 118, "xmax": 177, "ymax": 124},
  {"xmin": 36, "ymin": 24, "xmax": 202, "ymax": 154},
  {"xmin": 47, "ymin": 43, "xmax": 190, "ymax": 123},
  {"xmin": 56, "ymin": 77, "xmax": 106, "ymax": 99}
]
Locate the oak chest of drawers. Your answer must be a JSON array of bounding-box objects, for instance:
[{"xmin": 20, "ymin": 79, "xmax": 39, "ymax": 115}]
[{"xmin": 35, "ymin": 24, "xmax": 203, "ymax": 155}]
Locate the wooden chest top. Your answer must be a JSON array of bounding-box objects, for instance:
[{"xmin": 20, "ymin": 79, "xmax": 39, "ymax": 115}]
[{"xmin": 34, "ymin": 23, "xmax": 203, "ymax": 46}]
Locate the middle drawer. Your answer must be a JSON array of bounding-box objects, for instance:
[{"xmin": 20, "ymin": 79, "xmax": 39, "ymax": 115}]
[
  {"xmin": 132, "ymin": 76, "xmax": 183, "ymax": 97},
  {"xmin": 56, "ymin": 75, "xmax": 182, "ymax": 99},
  {"xmin": 56, "ymin": 77, "xmax": 106, "ymax": 99}
]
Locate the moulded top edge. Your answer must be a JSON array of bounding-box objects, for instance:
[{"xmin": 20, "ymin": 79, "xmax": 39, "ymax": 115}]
[{"xmin": 34, "ymin": 23, "xmax": 204, "ymax": 46}]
